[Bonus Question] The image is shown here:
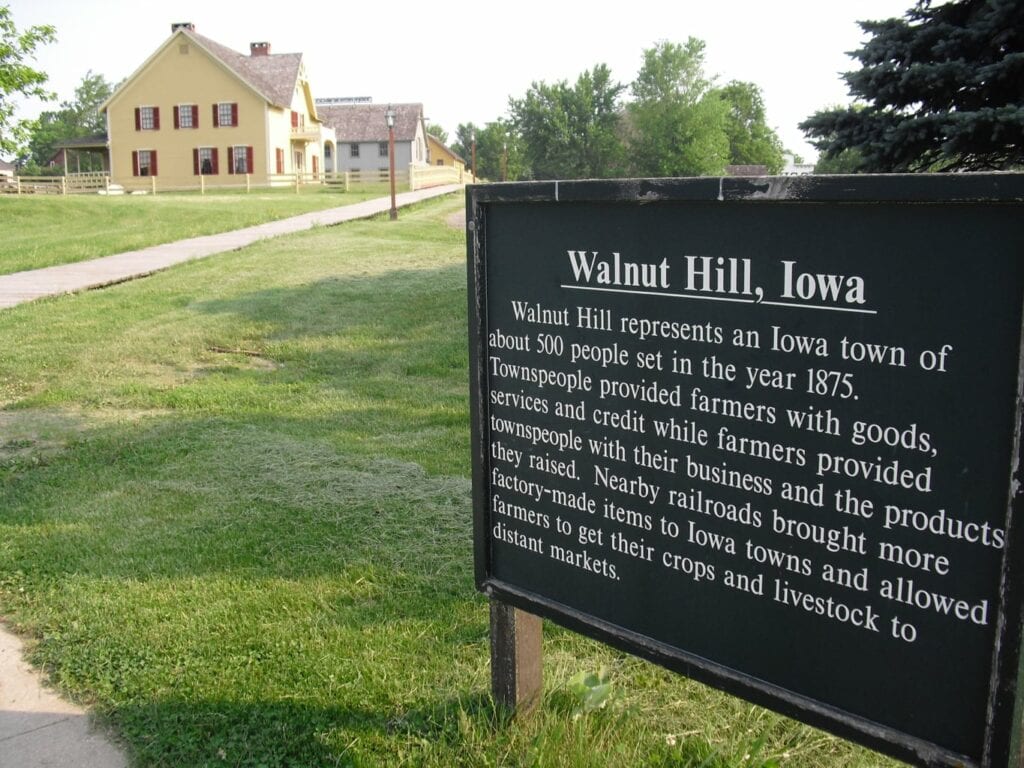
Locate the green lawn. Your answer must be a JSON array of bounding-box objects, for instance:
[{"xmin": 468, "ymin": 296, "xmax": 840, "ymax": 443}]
[
  {"xmin": 0, "ymin": 187, "xmax": 380, "ymax": 275},
  {"xmin": 0, "ymin": 195, "xmax": 903, "ymax": 768}
]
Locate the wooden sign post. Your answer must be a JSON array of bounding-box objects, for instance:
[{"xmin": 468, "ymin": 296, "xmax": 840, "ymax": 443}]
[
  {"xmin": 489, "ymin": 601, "xmax": 542, "ymax": 714},
  {"xmin": 468, "ymin": 175, "xmax": 1024, "ymax": 765}
]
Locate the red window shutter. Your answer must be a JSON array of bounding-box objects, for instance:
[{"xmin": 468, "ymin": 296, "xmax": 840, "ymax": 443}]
[
  {"xmin": 212, "ymin": 104, "xmax": 219, "ymax": 128},
  {"xmin": 153, "ymin": 107, "xmax": 160, "ymax": 130},
  {"xmin": 132, "ymin": 151, "xmax": 139, "ymax": 176},
  {"xmin": 151, "ymin": 150, "xmax": 158, "ymax": 176},
  {"xmin": 227, "ymin": 146, "xmax": 234, "ymax": 175},
  {"xmin": 230, "ymin": 103, "xmax": 238, "ymax": 126},
  {"xmin": 275, "ymin": 148, "xmax": 283, "ymax": 174},
  {"xmin": 291, "ymin": 110, "xmax": 298, "ymax": 128},
  {"xmin": 173, "ymin": 106, "xmax": 180, "ymax": 129},
  {"xmin": 134, "ymin": 108, "xmax": 141, "ymax": 131},
  {"xmin": 211, "ymin": 147, "xmax": 219, "ymax": 174},
  {"xmin": 246, "ymin": 146, "xmax": 254, "ymax": 174},
  {"xmin": 192, "ymin": 105, "xmax": 199, "ymax": 128},
  {"xmin": 193, "ymin": 148, "xmax": 199, "ymax": 175}
]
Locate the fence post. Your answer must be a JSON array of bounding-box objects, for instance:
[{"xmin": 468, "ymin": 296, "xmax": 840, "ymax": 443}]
[
  {"xmin": 246, "ymin": 173, "xmax": 251, "ymax": 193},
  {"xmin": 151, "ymin": 176, "xmax": 157, "ymax": 196},
  {"xmin": 201, "ymin": 175, "xmax": 205, "ymax": 195},
  {"xmin": 61, "ymin": 176, "xmax": 67, "ymax": 196},
  {"xmin": 16, "ymin": 177, "xmax": 21, "ymax": 195},
  {"xmin": 295, "ymin": 173, "xmax": 300, "ymax": 194}
]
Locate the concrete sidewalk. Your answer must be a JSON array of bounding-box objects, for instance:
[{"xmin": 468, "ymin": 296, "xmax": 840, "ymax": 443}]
[
  {"xmin": 0, "ymin": 625, "xmax": 127, "ymax": 768},
  {"xmin": 0, "ymin": 184, "xmax": 463, "ymax": 310}
]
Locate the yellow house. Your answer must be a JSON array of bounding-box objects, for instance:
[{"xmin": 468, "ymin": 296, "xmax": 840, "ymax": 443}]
[
  {"xmin": 101, "ymin": 23, "xmax": 335, "ymax": 189},
  {"xmin": 426, "ymin": 133, "xmax": 465, "ymax": 172}
]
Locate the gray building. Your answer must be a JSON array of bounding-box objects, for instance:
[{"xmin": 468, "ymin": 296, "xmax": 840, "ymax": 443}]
[{"xmin": 316, "ymin": 102, "xmax": 427, "ymax": 173}]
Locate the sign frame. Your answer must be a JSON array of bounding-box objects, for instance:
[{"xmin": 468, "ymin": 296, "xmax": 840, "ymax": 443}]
[{"xmin": 467, "ymin": 174, "xmax": 1024, "ymax": 768}]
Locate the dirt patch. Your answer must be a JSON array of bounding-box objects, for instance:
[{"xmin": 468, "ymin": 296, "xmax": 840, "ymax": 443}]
[
  {"xmin": 0, "ymin": 407, "xmax": 171, "ymax": 466},
  {"xmin": 206, "ymin": 346, "xmax": 281, "ymax": 371}
]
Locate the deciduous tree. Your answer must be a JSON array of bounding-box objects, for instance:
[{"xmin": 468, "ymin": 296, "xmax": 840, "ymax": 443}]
[
  {"xmin": 425, "ymin": 123, "xmax": 448, "ymax": 145},
  {"xmin": 717, "ymin": 80, "xmax": 785, "ymax": 173},
  {"xmin": 0, "ymin": 4, "xmax": 55, "ymax": 155},
  {"xmin": 509, "ymin": 64, "xmax": 626, "ymax": 179},
  {"xmin": 27, "ymin": 70, "xmax": 112, "ymax": 169},
  {"xmin": 627, "ymin": 39, "xmax": 729, "ymax": 177}
]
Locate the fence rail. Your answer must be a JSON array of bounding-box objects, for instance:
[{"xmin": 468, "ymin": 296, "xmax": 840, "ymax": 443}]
[
  {"xmin": 1, "ymin": 165, "xmax": 474, "ymax": 196},
  {"xmin": 409, "ymin": 165, "xmax": 472, "ymax": 189}
]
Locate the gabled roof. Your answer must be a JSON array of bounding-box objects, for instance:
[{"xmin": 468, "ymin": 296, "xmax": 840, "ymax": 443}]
[
  {"xmin": 318, "ymin": 103, "xmax": 423, "ymax": 143},
  {"xmin": 426, "ymin": 133, "xmax": 465, "ymax": 163},
  {"xmin": 189, "ymin": 31, "xmax": 302, "ymax": 108},
  {"xmin": 102, "ymin": 27, "xmax": 303, "ymax": 112}
]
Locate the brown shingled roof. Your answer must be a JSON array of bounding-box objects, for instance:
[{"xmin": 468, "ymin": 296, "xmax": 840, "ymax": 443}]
[
  {"xmin": 317, "ymin": 103, "xmax": 423, "ymax": 142},
  {"xmin": 187, "ymin": 30, "xmax": 302, "ymax": 108}
]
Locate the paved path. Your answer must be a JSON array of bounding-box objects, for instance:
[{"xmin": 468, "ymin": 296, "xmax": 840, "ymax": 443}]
[
  {"xmin": 0, "ymin": 184, "xmax": 464, "ymax": 768},
  {"xmin": 0, "ymin": 625, "xmax": 127, "ymax": 768},
  {"xmin": 0, "ymin": 184, "xmax": 463, "ymax": 310}
]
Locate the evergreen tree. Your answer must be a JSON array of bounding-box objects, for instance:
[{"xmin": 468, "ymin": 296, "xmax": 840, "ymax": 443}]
[{"xmin": 801, "ymin": 0, "xmax": 1024, "ymax": 172}]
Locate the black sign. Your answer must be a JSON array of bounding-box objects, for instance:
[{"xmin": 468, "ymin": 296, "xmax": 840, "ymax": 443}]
[{"xmin": 468, "ymin": 176, "xmax": 1024, "ymax": 767}]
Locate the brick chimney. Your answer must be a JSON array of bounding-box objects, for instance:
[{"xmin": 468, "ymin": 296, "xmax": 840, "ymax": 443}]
[
  {"xmin": 171, "ymin": 22, "xmax": 195, "ymax": 33},
  {"xmin": 250, "ymin": 42, "xmax": 271, "ymax": 56}
]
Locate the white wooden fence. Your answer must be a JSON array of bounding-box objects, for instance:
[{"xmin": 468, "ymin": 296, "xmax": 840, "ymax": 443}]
[{"xmin": 1, "ymin": 165, "xmax": 475, "ymax": 195}]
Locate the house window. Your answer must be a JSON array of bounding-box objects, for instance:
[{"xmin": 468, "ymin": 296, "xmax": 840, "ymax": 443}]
[
  {"xmin": 135, "ymin": 106, "xmax": 160, "ymax": 131},
  {"xmin": 132, "ymin": 149, "xmax": 157, "ymax": 176},
  {"xmin": 437, "ymin": 159, "xmax": 444, "ymax": 166},
  {"xmin": 230, "ymin": 145, "xmax": 252, "ymax": 174},
  {"xmin": 194, "ymin": 147, "xmax": 218, "ymax": 175},
  {"xmin": 175, "ymin": 104, "xmax": 198, "ymax": 129},
  {"xmin": 350, "ymin": 144, "xmax": 359, "ymax": 158},
  {"xmin": 213, "ymin": 102, "xmax": 238, "ymax": 127},
  {"xmin": 378, "ymin": 142, "xmax": 388, "ymax": 157}
]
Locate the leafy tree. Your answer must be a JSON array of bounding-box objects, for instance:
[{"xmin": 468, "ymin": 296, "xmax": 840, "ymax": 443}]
[
  {"xmin": 451, "ymin": 122, "xmax": 478, "ymax": 168},
  {"xmin": 425, "ymin": 123, "xmax": 448, "ymax": 145},
  {"xmin": 509, "ymin": 64, "xmax": 626, "ymax": 179},
  {"xmin": 717, "ymin": 80, "xmax": 785, "ymax": 173},
  {"xmin": 0, "ymin": 4, "xmax": 56, "ymax": 155},
  {"xmin": 800, "ymin": 0, "xmax": 1024, "ymax": 172},
  {"xmin": 627, "ymin": 39, "xmax": 729, "ymax": 177},
  {"xmin": 27, "ymin": 70, "xmax": 112, "ymax": 169},
  {"xmin": 474, "ymin": 120, "xmax": 525, "ymax": 181},
  {"xmin": 813, "ymin": 148, "xmax": 866, "ymax": 174}
]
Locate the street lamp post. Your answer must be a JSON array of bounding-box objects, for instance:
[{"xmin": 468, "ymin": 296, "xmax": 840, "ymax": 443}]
[
  {"xmin": 501, "ymin": 141, "xmax": 508, "ymax": 182},
  {"xmin": 471, "ymin": 130, "xmax": 477, "ymax": 181},
  {"xmin": 385, "ymin": 105, "xmax": 398, "ymax": 221}
]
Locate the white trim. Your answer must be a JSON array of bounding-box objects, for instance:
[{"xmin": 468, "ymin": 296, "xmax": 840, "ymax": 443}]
[{"xmin": 176, "ymin": 103, "xmax": 198, "ymax": 129}]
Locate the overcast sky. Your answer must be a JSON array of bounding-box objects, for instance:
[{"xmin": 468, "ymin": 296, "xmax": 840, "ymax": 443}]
[{"xmin": 8, "ymin": 0, "xmax": 913, "ymax": 161}]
